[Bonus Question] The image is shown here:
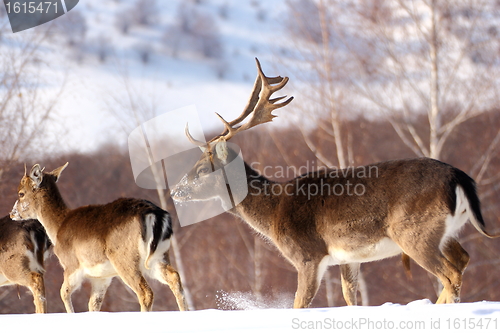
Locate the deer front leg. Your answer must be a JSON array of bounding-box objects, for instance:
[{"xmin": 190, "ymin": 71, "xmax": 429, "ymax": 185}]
[
  {"xmin": 340, "ymin": 263, "xmax": 360, "ymax": 306},
  {"xmin": 293, "ymin": 260, "xmax": 323, "ymax": 309}
]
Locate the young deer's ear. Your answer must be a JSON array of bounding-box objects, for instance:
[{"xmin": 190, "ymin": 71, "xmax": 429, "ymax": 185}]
[
  {"xmin": 29, "ymin": 164, "xmax": 44, "ymax": 188},
  {"xmin": 215, "ymin": 140, "xmax": 229, "ymax": 164},
  {"xmin": 48, "ymin": 162, "xmax": 69, "ymax": 183}
]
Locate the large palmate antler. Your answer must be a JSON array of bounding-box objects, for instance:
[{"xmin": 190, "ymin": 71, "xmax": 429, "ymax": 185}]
[
  {"xmin": 185, "ymin": 58, "xmax": 293, "ymax": 148},
  {"xmin": 212, "ymin": 58, "xmax": 293, "ymax": 143}
]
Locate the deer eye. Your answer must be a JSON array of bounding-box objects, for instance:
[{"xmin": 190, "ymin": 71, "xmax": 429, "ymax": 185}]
[
  {"xmin": 19, "ymin": 192, "xmax": 24, "ymax": 198},
  {"xmin": 198, "ymin": 167, "xmax": 210, "ymax": 175}
]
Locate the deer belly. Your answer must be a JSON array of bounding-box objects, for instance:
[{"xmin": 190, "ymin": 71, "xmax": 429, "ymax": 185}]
[
  {"xmin": 328, "ymin": 238, "xmax": 402, "ymax": 264},
  {"xmin": 83, "ymin": 261, "xmax": 116, "ymax": 278}
]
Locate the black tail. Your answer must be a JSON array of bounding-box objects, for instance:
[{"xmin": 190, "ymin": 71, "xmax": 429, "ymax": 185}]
[
  {"xmin": 149, "ymin": 206, "xmax": 173, "ymax": 257},
  {"xmin": 142, "ymin": 201, "xmax": 173, "ymax": 268},
  {"xmin": 453, "ymin": 169, "xmax": 499, "ymax": 238}
]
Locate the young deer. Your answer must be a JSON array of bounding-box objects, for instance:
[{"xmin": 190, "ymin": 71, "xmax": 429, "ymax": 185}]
[
  {"xmin": 171, "ymin": 59, "xmax": 499, "ymax": 308},
  {"xmin": 0, "ymin": 216, "xmax": 51, "ymax": 313},
  {"xmin": 11, "ymin": 163, "xmax": 188, "ymax": 313}
]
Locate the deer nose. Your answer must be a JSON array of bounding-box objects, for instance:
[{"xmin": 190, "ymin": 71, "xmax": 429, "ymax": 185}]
[
  {"xmin": 10, "ymin": 201, "xmax": 20, "ymax": 220},
  {"xmin": 171, "ymin": 188, "xmax": 184, "ymax": 201}
]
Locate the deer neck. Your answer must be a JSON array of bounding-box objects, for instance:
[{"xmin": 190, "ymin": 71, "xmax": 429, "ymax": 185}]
[
  {"xmin": 228, "ymin": 161, "xmax": 280, "ymax": 237},
  {"xmin": 35, "ymin": 184, "xmax": 69, "ymax": 245}
]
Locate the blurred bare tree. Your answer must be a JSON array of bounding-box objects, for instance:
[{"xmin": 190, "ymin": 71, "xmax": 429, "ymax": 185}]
[
  {"xmin": 285, "ymin": 0, "xmax": 500, "ymax": 160},
  {"xmin": 52, "ymin": 10, "xmax": 87, "ymax": 48},
  {"xmin": 0, "ymin": 32, "xmax": 64, "ymax": 177},
  {"xmin": 132, "ymin": 0, "xmax": 159, "ymax": 27},
  {"xmin": 114, "ymin": 0, "xmax": 159, "ymax": 35},
  {"xmin": 163, "ymin": 2, "xmax": 224, "ymax": 59}
]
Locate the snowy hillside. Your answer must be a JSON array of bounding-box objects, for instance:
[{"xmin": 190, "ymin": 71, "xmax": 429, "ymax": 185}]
[
  {"xmin": 2, "ymin": 0, "xmax": 292, "ymax": 154},
  {"xmin": 3, "ymin": 300, "xmax": 500, "ymax": 332}
]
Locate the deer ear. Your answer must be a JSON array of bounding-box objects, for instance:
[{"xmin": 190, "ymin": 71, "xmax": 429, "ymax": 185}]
[
  {"xmin": 29, "ymin": 164, "xmax": 44, "ymax": 188},
  {"xmin": 48, "ymin": 162, "xmax": 69, "ymax": 183},
  {"xmin": 215, "ymin": 140, "xmax": 229, "ymax": 164}
]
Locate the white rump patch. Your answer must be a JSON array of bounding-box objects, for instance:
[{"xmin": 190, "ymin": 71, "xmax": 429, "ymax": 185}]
[
  {"xmin": 144, "ymin": 213, "xmax": 156, "ymax": 260},
  {"xmin": 143, "ymin": 238, "xmax": 171, "ymax": 280},
  {"xmin": 440, "ymin": 186, "xmax": 470, "ymax": 250},
  {"xmin": 25, "ymin": 249, "xmax": 45, "ymax": 274}
]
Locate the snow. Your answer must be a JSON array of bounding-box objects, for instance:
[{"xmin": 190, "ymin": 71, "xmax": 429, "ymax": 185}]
[
  {"xmin": 2, "ymin": 0, "xmax": 293, "ymax": 154},
  {"xmin": 2, "ymin": 300, "xmax": 500, "ymax": 332}
]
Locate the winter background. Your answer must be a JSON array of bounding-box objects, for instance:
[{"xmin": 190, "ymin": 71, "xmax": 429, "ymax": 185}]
[{"xmin": 1, "ymin": 0, "xmax": 500, "ymax": 331}]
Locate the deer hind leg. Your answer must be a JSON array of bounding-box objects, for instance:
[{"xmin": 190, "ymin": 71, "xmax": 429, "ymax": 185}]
[
  {"xmin": 154, "ymin": 262, "xmax": 188, "ymax": 311},
  {"xmin": 6, "ymin": 255, "xmax": 47, "ymax": 313},
  {"xmin": 340, "ymin": 263, "xmax": 360, "ymax": 306},
  {"xmin": 405, "ymin": 245, "xmax": 463, "ymax": 304},
  {"xmin": 113, "ymin": 259, "xmax": 153, "ymax": 311},
  {"xmin": 88, "ymin": 277, "xmax": 113, "ymax": 311},
  {"xmin": 434, "ymin": 239, "xmax": 469, "ymax": 303},
  {"xmin": 11, "ymin": 268, "xmax": 46, "ymax": 313},
  {"xmin": 293, "ymin": 259, "xmax": 325, "ymax": 309},
  {"xmin": 442, "ymin": 239, "xmax": 469, "ymax": 274},
  {"xmin": 28, "ymin": 272, "xmax": 46, "ymax": 314},
  {"xmin": 434, "ymin": 259, "xmax": 462, "ymax": 304},
  {"xmin": 119, "ymin": 273, "xmax": 153, "ymax": 311}
]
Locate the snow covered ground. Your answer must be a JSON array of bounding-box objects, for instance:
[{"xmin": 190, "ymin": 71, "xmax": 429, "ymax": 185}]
[{"xmin": 2, "ymin": 300, "xmax": 500, "ymax": 332}]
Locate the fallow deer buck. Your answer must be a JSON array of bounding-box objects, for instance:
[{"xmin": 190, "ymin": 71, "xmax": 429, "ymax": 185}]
[
  {"xmin": 0, "ymin": 216, "xmax": 51, "ymax": 313},
  {"xmin": 11, "ymin": 163, "xmax": 188, "ymax": 313},
  {"xmin": 171, "ymin": 58, "xmax": 500, "ymax": 308}
]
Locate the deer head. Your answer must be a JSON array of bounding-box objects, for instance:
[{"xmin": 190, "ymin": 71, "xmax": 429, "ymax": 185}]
[{"xmin": 11, "ymin": 163, "xmax": 68, "ymax": 221}]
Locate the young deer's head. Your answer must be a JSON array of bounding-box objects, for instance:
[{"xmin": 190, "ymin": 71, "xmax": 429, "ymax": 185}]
[
  {"xmin": 11, "ymin": 163, "xmax": 68, "ymax": 221},
  {"xmin": 170, "ymin": 58, "xmax": 293, "ymax": 203}
]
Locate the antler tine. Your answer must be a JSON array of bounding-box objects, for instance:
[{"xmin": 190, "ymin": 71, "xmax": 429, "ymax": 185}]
[
  {"xmin": 255, "ymin": 58, "xmax": 287, "ymax": 90},
  {"xmin": 212, "ymin": 113, "xmax": 239, "ymax": 141},
  {"xmin": 233, "ymin": 59, "xmax": 293, "ymax": 132},
  {"xmin": 226, "ymin": 58, "xmax": 287, "ymax": 128},
  {"xmin": 185, "ymin": 123, "xmax": 207, "ymax": 148},
  {"xmin": 227, "ymin": 75, "xmax": 262, "ymax": 128}
]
